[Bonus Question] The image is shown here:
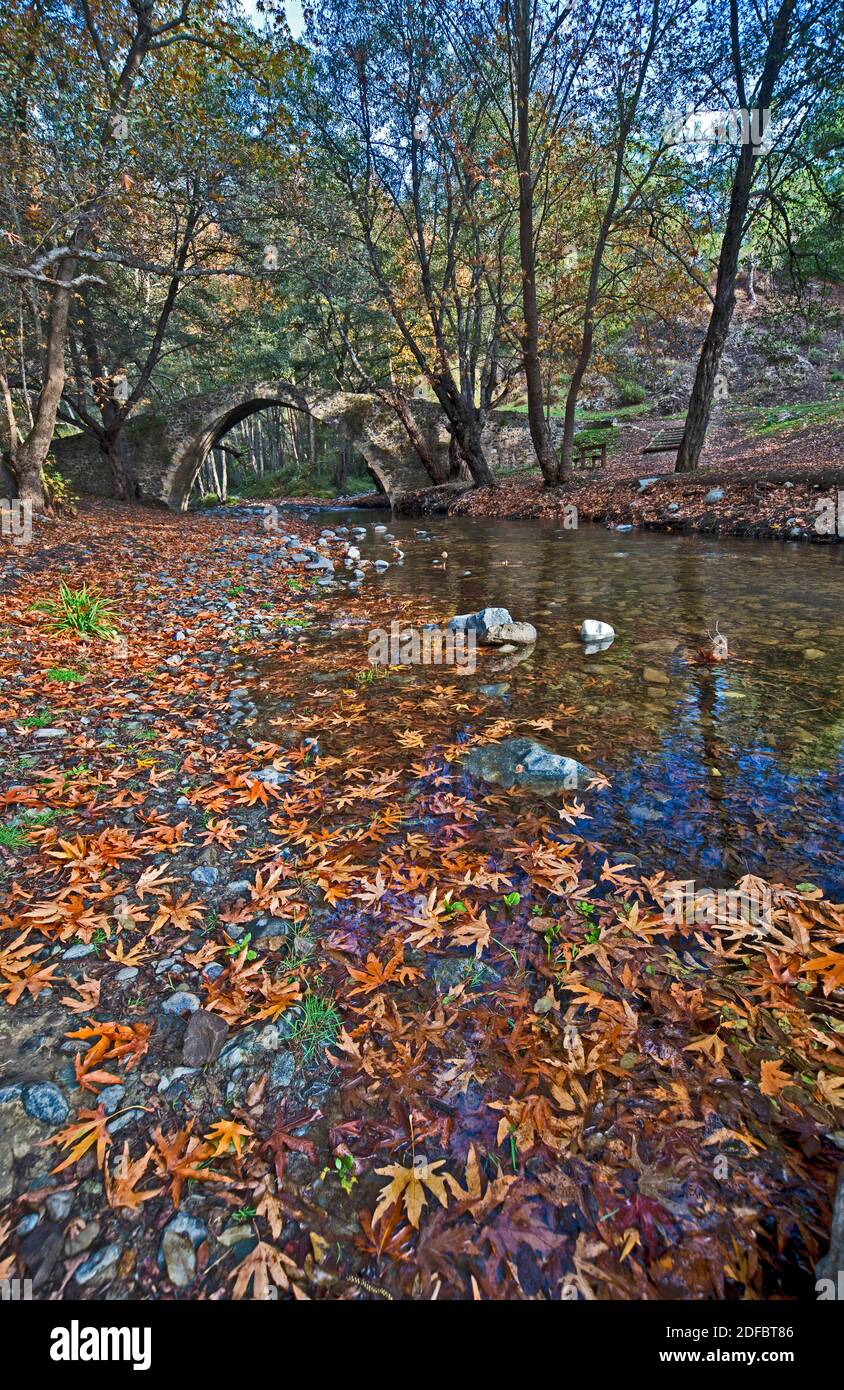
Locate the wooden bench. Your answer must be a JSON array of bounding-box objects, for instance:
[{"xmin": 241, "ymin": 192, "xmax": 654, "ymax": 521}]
[
  {"xmin": 640, "ymin": 427, "xmax": 685, "ymax": 455},
  {"xmin": 572, "ymin": 439, "xmax": 607, "ymax": 469}
]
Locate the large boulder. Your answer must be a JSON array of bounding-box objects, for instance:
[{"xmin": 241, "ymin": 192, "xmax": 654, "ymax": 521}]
[
  {"xmin": 484, "ymin": 620, "xmax": 537, "ymax": 647},
  {"xmin": 449, "ymin": 609, "xmax": 537, "ymax": 647},
  {"xmin": 448, "ymin": 607, "xmax": 513, "ymax": 640},
  {"xmin": 461, "ymin": 737, "xmax": 591, "ymax": 792}
]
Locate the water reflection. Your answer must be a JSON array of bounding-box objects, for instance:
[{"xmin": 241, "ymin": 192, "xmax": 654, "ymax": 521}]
[{"xmin": 258, "ymin": 508, "xmax": 844, "ymax": 894}]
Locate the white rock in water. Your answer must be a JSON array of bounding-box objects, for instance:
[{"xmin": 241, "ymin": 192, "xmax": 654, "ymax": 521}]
[{"xmin": 580, "ymin": 619, "xmax": 615, "ymax": 643}]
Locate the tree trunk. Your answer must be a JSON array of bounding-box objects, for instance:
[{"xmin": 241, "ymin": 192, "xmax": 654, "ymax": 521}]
[
  {"xmin": 13, "ymin": 256, "xmax": 77, "ymax": 509},
  {"xmin": 209, "ymin": 451, "xmax": 221, "ymax": 500},
  {"xmin": 747, "ymin": 256, "xmax": 757, "ymax": 305},
  {"xmin": 558, "ymin": 244, "xmax": 603, "ymax": 489},
  {"xmin": 557, "ymin": 208, "xmax": 619, "ymax": 481},
  {"xmin": 675, "ymin": 150, "xmax": 753, "ymax": 472},
  {"xmin": 450, "ymin": 409, "xmax": 495, "ymax": 487},
  {"xmin": 100, "ymin": 402, "xmax": 138, "ymax": 501},
  {"xmin": 0, "ymin": 458, "xmax": 17, "ymax": 500},
  {"xmin": 513, "ymin": 0, "xmax": 557, "ymax": 485},
  {"xmin": 77, "ymin": 298, "xmax": 137, "ymax": 502},
  {"xmin": 307, "ymin": 414, "xmax": 316, "ymax": 483},
  {"xmin": 558, "ymin": 325, "xmax": 593, "ymax": 481},
  {"xmin": 387, "ymin": 392, "xmax": 447, "ymax": 482},
  {"xmin": 332, "ymin": 441, "xmax": 349, "ymax": 491},
  {"xmin": 287, "ymin": 408, "xmax": 301, "ymax": 467},
  {"xmin": 430, "ymin": 377, "xmax": 495, "ymax": 487},
  {"xmin": 0, "ymin": 360, "xmax": 21, "ymax": 496},
  {"xmin": 676, "ymin": 0, "xmax": 797, "ymax": 472}
]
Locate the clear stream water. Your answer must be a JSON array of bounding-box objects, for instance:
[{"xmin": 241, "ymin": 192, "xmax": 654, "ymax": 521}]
[{"xmin": 258, "ymin": 507, "xmax": 844, "ymax": 897}]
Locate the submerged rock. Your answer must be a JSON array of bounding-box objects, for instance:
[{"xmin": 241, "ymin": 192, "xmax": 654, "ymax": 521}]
[
  {"xmin": 269, "ymin": 1051, "xmax": 296, "ymax": 1089},
  {"xmin": 484, "ymin": 620, "xmax": 537, "ymax": 647},
  {"xmin": 217, "ymin": 1019, "xmax": 293, "ymax": 1071},
  {"xmin": 461, "ymin": 737, "xmax": 591, "ymax": 792},
  {"xmin": 478, "ymin": 682, "xmax": 511, "ymax": 701},
  {"xmin": 250, "ymin": 766, "xmax": 292, "ymax": 787},
  {"xmin": 429, "ymin": 956, "xmax": 500, "ymax": 993}
]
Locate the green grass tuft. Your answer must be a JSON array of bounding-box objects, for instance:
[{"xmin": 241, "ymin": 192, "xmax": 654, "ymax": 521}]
[
  {"xmin": 290, "ymin": 991, "xmax": 340, "ymax": 1060},
  {"xmin": 46, "ymin": 666, "xmax": 86, "ymax": 683},
  {"xmin": 20, "ymin": 709, "xmax": 53, "ymax": 728},
  {"xmin": 32, "ymin": 583, "xmax": 120, "ymax": 640},
  {"xmin": 0, "ymin": 824, "xmax": 30, "ymax": 848},
  {"xmin": 752, "ymin": 399, "xmax": 844, "ymax": 437}
]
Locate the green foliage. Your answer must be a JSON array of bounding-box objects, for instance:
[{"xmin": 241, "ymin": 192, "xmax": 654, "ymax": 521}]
[
  {"xmin": 290, "ymin": 991, "xmax": 341, "ymax": 1060},
  {"xmin": 355, "ymin": 664, "xmax": 387, "ymax": 685},
  {"xmin": 617, "ymin": 379, "xmax": 647, "ymax": 406},
  {"xmin": 33, "ymin": 583, "xmax": 120, "ymax": 640},
  {"xmin": 753, "ymin": 399, "xmax": 844, "ymax": 436},
  {"xmin": 231, "ymin": 470, "xmax": 293, "ymax": 500},
  {"xmin": 225, "ymin": 932, "xmax": 257, "ymax": 961},
  {"xmin": 228, "ymin": 465, "xmax": 373, "ymax": 503},
  {"xmin": 24, "ymin": 809, "xmax": 59, "ymax": 827},
  {"xmin": 542, "ymin": 918, "xmax": 564, "ymax": 961},
  {"xmin": 232, "ymin": 1206, "xmax": 258, "ymax": 1223},
  {"xmin": 20, "ymin": 709, "xmax": 53, "ymax": 728},
  {"xmin": 0, "ymin": 823, "xmax": 30, "ymax": 848},
  {"xmin": 46, "ymin": 666, "xmax": 86, "ymax": 683},
  {"xmin": 333, "ymin": 1153, "xmax": 357, "ymax": 1194},
  {"xmin": 0, "ymin": 808, "xmax": 58, "ymax": 847},
  {"xmin": 573, "ymin": 425, "xmax": 620, "ymax": 453},
  {"xmin": 42, "ymin": 460, "xmax": 78, "ymax": 511}
]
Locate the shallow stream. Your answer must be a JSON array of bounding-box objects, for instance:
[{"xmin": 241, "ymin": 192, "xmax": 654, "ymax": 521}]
[{"xmin": 255, "ymin": 508, "xmax": 844, "ymax": 895}]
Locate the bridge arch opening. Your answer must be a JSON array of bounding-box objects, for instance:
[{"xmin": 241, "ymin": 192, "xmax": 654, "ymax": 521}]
[
  {"xmin": 182, "ymin": 396, "xmax": 387, "ymax": 508},
  {"xmin": 183, "ymin": 397, "xmax": 389, "ymax": 511}
]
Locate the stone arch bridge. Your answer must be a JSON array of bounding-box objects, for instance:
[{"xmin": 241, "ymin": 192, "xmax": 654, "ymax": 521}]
[{"xmin": 52, "ymin": 380, "xmax": 539, "ymax": 509}]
